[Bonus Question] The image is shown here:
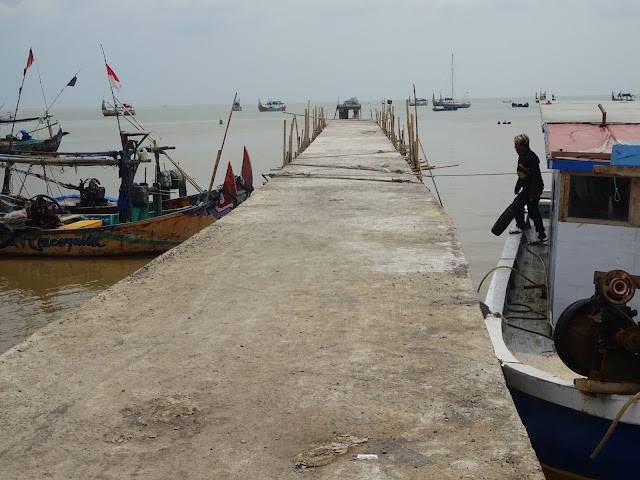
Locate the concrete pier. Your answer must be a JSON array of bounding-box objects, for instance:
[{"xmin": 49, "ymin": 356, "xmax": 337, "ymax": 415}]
[{"xmin": 0, "ymin": 120, "xmax": 543, "ymax": 479}]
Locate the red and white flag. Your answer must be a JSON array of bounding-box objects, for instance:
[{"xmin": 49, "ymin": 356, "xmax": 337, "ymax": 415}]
[
  {"xmin": 105, "ymin": 63, "xmax": 122, "ymax": 92},
  {"xmin": 23, "ymin": 48, "xmax": 34, "ymax": 76}
]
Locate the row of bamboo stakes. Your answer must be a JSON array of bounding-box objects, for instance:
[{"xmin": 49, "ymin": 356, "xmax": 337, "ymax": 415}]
[
  {"xmin": 374, "ymin": 86, "xmax": 443, "ymax": 206},
  {"xmin": 282, "ymin": 102, "xmax": 327, "ymax": 166}
]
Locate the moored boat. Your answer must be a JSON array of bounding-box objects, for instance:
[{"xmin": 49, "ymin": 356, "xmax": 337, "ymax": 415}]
[
  {"xmin": 432, "ymin": 104, "xmax": 458, "ymax": 112},
  {"xmin": 511, "ymin": 102, "xmax": 529, "ymax": 108},
  {"xmin": 258, "ymin": 99, "xmax": 286, "ymax": 112},
  {"xmin": 408, "ymin": 97, "xmax": 428, "ymax": 106},
  {"xmin": 483, "ymin": 101, "xmax": 640, "ymax": 480},
  {"xmin": 0, "ymin": 134, "xmax": 253, "ymax": 256},
  {"xmin": 233, "ymin": 99, "xmax": 242, "ymax": 111},
  {"xmin": 432, "ymin": 54, "xmax": 471, "ymax": 110},
  {"xmin": 102, "ymin": 99, "xmax": 136, "ymax": 116},
  {"xmin": 611, "ymin": 91, "xmax": 636, "ymax": 102},
  {"xmin": 0, "ymin": 115, "xmax": 66, "ymax": 155}
]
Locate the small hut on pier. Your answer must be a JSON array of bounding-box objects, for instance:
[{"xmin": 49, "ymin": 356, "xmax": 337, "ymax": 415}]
[{"xmin": 336, "ymin": 97, "xmax": 361, "ymax": 119}]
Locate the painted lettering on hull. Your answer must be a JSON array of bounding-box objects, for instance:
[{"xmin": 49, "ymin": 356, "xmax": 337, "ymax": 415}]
[{"xmin": 10, "ymin": 234, "xmax": 107, "ymax": 252}]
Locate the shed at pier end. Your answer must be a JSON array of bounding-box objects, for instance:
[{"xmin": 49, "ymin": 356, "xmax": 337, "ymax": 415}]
[{"xmin": 337, "ymin": 97, "xmax": 361, "ymax": 119}]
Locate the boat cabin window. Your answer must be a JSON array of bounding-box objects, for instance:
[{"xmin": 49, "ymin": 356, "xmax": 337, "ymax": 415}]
[{"xmin": 564, "ymin": 173, "xmax": 631, "ymax": 224}]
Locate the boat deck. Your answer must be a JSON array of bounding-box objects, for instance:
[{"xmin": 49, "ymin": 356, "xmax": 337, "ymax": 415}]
[
  {"xmin": 0, "ymin": 120, "xmax": 543, "ymax": 479},
  {"xmin": 501, "ymin": 218, "xmax": 581, "ymax": 382}
]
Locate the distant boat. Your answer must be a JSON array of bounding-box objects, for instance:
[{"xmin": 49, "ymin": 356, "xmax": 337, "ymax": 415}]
[
  {"xmin": 0, "ymin": 108, "xmax": 13, "ymax": 121},
  {"xmin": 233, "ymin": 99, "xmax": 242, "ymax": 111},
  {"xmin": 511, "ymin": 102, "xmax": 529, "ymax": 108},
  {"xmin": 612, "ymin": 91, "xmax": 636, "ymax": 101},
  {"xmin": 432, "ymin": 54, "xmax": 471, "ymax": 110},
  {"xmin": 258, "ymin": 99, "xmax": 286, "ymax": 112},
  {"xmin": 502, "ymin": 100, "xmax": 512, "ymax": 103},
  {"xmin": 101, "ymin": 99, "xmax": 135, "ymax": 116},
  {"xmin": 433, "ymin": 104, "xmax": 458, "ymax": 112},
  {"xmin": 408, "ymin": 97, "xmax": 428, "ymax": 107}
]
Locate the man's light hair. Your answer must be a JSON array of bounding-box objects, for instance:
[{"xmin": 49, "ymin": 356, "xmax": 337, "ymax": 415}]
[{"xmin": 514, "ymin": 134, "xmax": 530, "ymax": 147}]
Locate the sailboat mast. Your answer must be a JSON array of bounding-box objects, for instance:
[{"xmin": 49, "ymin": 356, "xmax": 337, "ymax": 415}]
[{"xmin": 451, "ymin": 54, "xmax": 454, "ymax": 100}]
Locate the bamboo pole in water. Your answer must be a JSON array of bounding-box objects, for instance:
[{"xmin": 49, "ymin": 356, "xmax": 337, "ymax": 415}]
[{"xmin": 206, "ymin": 93, "xmax": 237, "ymax": 203}]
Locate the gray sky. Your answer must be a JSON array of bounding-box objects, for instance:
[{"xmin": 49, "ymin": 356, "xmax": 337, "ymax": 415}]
[{"xmin": 2, "ymin": 0, "xmax": 639, "ymax": 109}]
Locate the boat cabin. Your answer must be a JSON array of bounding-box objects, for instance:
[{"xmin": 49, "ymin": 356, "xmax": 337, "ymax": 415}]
[{"xmin": 543, "ymin": 102, "xmax": 640, "ymax": 325}]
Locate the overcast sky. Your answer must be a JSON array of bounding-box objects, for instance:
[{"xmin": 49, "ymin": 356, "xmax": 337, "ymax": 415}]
[{"xmin": 2, "ymin": 0, "xmax": 639, "ymax": 109}]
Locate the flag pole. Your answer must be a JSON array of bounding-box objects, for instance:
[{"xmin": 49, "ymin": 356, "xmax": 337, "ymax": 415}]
[
  {"xmin": 10, "ymin": 47, "xmax": 33, "ymax": 140},
  {"xmin": 206, "ymin": 92, "xmax": 237, "ymax": 202},
  {"xmin": 100, "ymin": 44, "xmax": 123, "ymax": 147},
  {"xmin": 3, "ymin": 48, "xmax": 33, "ymax": 194}
]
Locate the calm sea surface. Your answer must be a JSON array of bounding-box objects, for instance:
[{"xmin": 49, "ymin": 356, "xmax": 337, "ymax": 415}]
[{"xmin": 0, "ymin": 96, "xmax": 605, "ymax": 353}]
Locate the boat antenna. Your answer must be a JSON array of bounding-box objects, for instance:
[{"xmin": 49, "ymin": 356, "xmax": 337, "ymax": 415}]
[
  {"xmin": 100, "ymin": 44, "xmax": 124, "ymax": 147},
  {"xmin": 206, "ymin": 92, "xmax": 237, "ymax": 202}
]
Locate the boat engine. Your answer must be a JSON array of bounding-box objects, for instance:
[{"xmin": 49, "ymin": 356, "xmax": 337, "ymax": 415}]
[
  {"xmin": 554, "ymin": 270, "xmax": 640, "ymax": 383},
  {"xmin": 78, "ymin": 178, "xmax": 107, "ymax": 207},
  {"xmin": 25, "ymin": 195, "xmax": 62, "ymax": 229}
]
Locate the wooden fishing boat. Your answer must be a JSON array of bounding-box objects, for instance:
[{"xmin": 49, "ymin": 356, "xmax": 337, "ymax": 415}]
[
  {"xmin": 0, "ymin": 134, "xmax": 253, "ymax": 256},
  {"xmin": 0, "ymin": 115, "xmax": 67, "ymax": 154},
  {"xmin": 483, "ymin": 101, "xmax": 640, "ymax": 480},
  {"xmin": 258, "ymin": 99, "xmax": 286, "ymax": 112}
]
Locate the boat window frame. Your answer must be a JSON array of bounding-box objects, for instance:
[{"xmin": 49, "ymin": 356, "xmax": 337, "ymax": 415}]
[{"xmin": 560, "ymin": 171, "xmax": 637, "ymax": 227}]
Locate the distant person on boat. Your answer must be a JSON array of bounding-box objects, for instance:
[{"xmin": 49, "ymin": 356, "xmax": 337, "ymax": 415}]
[{"xmin": 512, "ymin": 134, "xmax": 546, "ymax": 242}]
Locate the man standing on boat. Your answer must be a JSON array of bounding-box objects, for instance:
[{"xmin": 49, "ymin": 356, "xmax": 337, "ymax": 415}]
[{"xmin": 512, "ymin": 134, "xmax": 546, "ymax": 243}]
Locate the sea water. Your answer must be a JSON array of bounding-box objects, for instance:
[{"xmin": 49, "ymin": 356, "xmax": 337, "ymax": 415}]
[{"xmin": 0, "ymin": 97, "xmax": 603, "ymax": 353}]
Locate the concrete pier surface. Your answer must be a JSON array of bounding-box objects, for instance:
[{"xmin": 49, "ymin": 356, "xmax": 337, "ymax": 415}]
[{"xmin": 0, "ymin": 120, "xmax": 543, "ymax": 479}]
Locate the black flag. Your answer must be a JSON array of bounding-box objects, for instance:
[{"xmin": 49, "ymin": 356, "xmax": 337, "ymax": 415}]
[{"xmin": 67, "ymin": 76, "xmax": 77, "ymax": 87}]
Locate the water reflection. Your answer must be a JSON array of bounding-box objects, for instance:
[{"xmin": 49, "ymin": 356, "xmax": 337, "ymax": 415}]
[{"xmin": 0, "ymin": 257, "xmax": 153, "ymax": 353}]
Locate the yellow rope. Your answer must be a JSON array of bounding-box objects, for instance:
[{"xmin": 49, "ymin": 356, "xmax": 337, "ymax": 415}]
[{"xmin": 590, "ymin": 391, "xmax": 640, "ymax": 459}]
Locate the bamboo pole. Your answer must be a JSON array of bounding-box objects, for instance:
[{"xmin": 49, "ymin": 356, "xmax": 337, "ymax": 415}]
[
  {"xmin": 283, "ymin": 119, "xmax": 287, "ymax": 167},
  {"xmin": 418, "ymin": 138, "xmax": 443, "ymax": 206},
  {"xmin": 206, "ymin": 92, "xmax": 237, "ymax": 202},
  {"xmin": 288, "ymin": 120, "xmax": 294, "ymax": 164},
  {"xmin": 294, "ymin": 114, "xmax": 300, "ymax": 156},
  {"xmin": 412, "ymin": 84, "xmax": 422, "ymax": 180}
]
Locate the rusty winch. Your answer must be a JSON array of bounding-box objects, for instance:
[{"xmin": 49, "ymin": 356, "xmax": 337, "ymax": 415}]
[{"xmin": 554, "ymin": 270, "xmax": 640, "ymax": 383}]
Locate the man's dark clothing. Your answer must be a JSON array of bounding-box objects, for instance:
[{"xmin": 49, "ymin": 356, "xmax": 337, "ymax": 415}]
[{"xmin": 514, "ymin": 148, "xmax": 545, "ymax": 236}]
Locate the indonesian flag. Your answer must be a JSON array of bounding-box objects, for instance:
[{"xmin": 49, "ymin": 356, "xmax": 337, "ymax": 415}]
[
  {"xmin": 106, "ymin": 63, "xmax": 121, "ymax": 92},
  {"xmin": 23, "ymin": 48, "xmax": 34, "ymax": 76}
]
